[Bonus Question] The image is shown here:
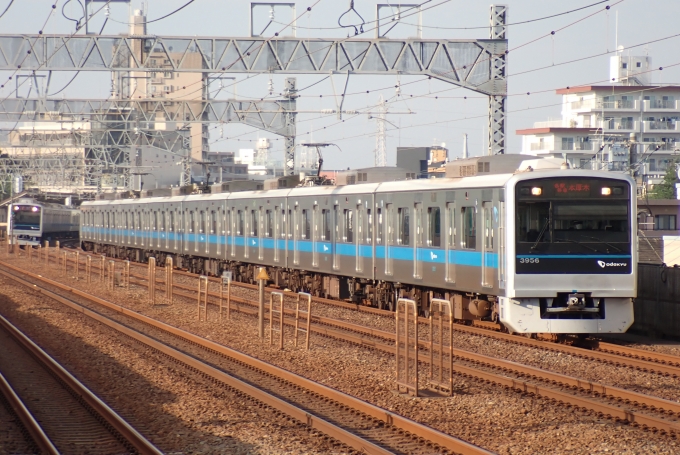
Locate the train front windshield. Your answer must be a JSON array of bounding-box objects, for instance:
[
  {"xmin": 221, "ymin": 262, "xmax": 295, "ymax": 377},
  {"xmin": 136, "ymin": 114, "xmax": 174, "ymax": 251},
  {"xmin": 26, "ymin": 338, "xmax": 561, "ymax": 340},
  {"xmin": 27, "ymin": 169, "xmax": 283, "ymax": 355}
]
[
  {"xmin": 515, "ymin": 178, "xmax": 631, "ymax": 274},
  {"xmin": 12, "ymin": 205, "xmax": 41, "ymax": 230}
]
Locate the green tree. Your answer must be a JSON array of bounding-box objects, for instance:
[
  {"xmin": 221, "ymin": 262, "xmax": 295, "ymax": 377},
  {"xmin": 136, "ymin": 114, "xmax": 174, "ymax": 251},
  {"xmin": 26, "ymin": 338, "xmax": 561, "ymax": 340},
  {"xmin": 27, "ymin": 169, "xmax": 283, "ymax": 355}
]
[{"xmin": 649, "ymin": 159, "xmax": 678, "ymax": 199}]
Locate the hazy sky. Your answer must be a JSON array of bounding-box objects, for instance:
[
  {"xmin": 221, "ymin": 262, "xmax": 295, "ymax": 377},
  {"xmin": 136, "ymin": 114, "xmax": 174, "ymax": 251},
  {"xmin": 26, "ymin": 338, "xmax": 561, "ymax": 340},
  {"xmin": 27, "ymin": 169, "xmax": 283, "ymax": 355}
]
[{"xmin": 1, "ymin": 0, "xmax": 679, "ymax": 170}]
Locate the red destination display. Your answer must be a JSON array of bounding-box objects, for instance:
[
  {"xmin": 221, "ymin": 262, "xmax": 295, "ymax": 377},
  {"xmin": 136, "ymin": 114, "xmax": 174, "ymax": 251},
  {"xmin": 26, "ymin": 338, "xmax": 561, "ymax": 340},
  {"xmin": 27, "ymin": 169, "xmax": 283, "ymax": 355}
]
[{"xmin": 553, "ymin": 182, "xmax": 590, "ymax": 194}]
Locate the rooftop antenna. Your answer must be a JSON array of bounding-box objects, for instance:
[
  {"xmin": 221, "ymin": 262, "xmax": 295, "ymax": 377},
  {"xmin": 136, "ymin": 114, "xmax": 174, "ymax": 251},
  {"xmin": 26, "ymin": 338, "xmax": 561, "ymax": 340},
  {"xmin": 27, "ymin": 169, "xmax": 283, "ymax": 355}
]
[{"xmin": 463, "ymin": 133, "xmax": 468, "ymax": 159}]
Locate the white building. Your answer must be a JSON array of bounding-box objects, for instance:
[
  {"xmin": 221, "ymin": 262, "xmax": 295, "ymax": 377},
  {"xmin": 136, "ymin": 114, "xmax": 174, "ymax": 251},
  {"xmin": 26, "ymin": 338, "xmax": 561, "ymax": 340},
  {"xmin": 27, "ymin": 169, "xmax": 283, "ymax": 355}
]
[{"xmin": 519, "ymin": 54, "xmax": 680, "ymax": 190}]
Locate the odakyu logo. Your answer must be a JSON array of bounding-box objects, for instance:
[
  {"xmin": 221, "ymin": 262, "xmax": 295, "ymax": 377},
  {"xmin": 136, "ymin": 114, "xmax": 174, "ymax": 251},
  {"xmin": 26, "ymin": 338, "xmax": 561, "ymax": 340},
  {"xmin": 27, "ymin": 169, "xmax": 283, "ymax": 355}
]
[{"xmin": 597, "ymin": 260, "xmax": 628, "ymax": 268}]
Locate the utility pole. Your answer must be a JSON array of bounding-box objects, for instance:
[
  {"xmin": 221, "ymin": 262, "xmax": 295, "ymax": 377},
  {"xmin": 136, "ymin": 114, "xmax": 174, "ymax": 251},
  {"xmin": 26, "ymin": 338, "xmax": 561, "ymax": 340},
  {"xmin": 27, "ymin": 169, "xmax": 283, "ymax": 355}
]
[
  {"xmin": 375, "ymin": 95, "xmax": 387, "ymax": 167},
  {"xmin": 283, "ymin": 78, "xmax": 298, "ymax": 176}
]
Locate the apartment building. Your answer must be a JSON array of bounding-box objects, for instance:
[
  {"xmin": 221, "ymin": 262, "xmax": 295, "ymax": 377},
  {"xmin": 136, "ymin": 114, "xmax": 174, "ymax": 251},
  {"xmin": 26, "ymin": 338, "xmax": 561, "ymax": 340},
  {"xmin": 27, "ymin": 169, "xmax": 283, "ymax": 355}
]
[{"xmin": 519, "ymin": 55, "xmax": 680, "ymax": 189}]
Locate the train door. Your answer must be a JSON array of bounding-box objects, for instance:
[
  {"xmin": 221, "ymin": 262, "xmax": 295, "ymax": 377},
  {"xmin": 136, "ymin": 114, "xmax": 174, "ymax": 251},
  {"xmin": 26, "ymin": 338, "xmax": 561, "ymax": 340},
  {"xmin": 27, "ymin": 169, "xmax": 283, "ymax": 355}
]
[
  {"xmin": 203, "ymin": 210, "xmax": 209, "ymax": 255},
  {"xmin": 385, "ymin": 203, "xmax": 394, "ymax": 276},
  {"xmin": 312, "ymin": 205, "xmax": 319, "ymax": 267},
  {"xmin": 356, "ymin": 203, "xmax": 363, "ymax": 273},
  {"xmin": 482, "ymin": 202, "xmax": 494, "ymax": 288},
  {"xmin": 293, "ymin": 205, "xmax": 300, "ymax": 266},
  {"xmin": 445, "ymin": 203, "xmax": 456, "ymax": 283},
  {"xmin": 274, "ymin": 207, "xmax": 281, "ymax": 263},
  {"xmin": 244, "ymin": 209, "xmax": 250, "ymax": 259},
  {"xmin": 414, "ymin": 202, "xmax": 423, "ymax": 279},
  {"xmin": 258, "ymin": 207, "xmax": 264, "ymax": 261},
  {"xmin": 332, "ymin": 205, "xmax": 340, "ymax": 271},
  {"xmin": 499, "ymin": 201, "xmax": 506, "ymax": 289}
]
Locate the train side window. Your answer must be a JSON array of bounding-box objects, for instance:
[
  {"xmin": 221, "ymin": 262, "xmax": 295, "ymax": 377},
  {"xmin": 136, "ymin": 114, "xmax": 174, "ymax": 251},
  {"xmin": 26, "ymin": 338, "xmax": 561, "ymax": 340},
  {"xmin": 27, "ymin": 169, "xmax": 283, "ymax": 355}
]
[
  {"xmin": 367, "ymin": 209, "xmax": 372, "ymax": 243},
  {"xmin": 265, "ymin": 210, "xmax": 273, "ymax": 237},
  {"xmin": 446, "ymin": 206, "xmax": 456, "ymax": 248},
  {"xmin": 302, "ymin": 209, "xmax": 310, "ymax": 239},
  {"xmin": 279, "ymin": 208, "xmax": 285, "ymax": 238},
  {"xmin": 398, "ymin": 207, "xmax": 410, "ymax": 246},
  {"xmin": 462, "ymin": 207, "xmax": 476, "ymax": 249},
  {"xmin": 211, "ymin": 211, "xmax": 216, "ymax": 234},
  {"xmin": 161, "ymin": 211, "xmax": 166, "ymax": 231},
  {"xmin": 169, "ymin": 211, "xmax": 175, "ymax": 232},
  {"xmin": 237, "ymin": 210, "xmax": 244, "ymax": 235},
  {"xmin": 321, "ymin": 209, "xmax": 330, "ymax": 241},
  {"xmin": 250, "ymin": 210, "xmax": 258, "ymax": 236},
  {"xmin": 375, "ymin": 209, "xmax": 383, "ymax": 245},
  {"xmin": 153, "ymin": 211, "xmax": 158, "ymax": 231},
  {"xmin": 200, "ymin": 211, "xmax": 206, "ymax": 233},
  {"xmin": 343, "ymin": 209, "xmax": 353, "ymax": 242},
  {"xmin": 189, "ymin": 211, "xmax": 195, "ymax": 233},
  {"xmin": 428, "ymin": 207, "xmax": 441, "ymax": 247},
  {"xmin": 287, "ymin": 209, "xmax": 293, "ymax": 239}
]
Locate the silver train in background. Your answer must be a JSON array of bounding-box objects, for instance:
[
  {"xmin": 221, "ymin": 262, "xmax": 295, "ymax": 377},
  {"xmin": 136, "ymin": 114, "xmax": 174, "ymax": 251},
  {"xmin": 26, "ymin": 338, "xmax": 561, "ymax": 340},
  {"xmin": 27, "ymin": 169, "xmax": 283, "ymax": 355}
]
[
  {"xmin": 80, "ymin": 156, "xmax": 636, "ymax": 334},
  {"xmin": 9, "ymin": 198, "xmax": 80, "ymax": 246}
]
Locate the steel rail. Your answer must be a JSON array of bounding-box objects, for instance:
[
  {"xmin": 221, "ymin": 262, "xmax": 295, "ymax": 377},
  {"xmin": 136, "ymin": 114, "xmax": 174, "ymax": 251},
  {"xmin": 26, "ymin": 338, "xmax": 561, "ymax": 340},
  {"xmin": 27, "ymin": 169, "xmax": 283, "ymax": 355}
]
[
  {"xmin": 95, "ymin": 252, "xmax": 680, "ymax": 375},
  {"xmin": 65, "ymin": 252, "xmax": 680, "ymax": 373},
  {"xmin": 160, "ymin": 281, "xmax": 680, "ymax": 419},
  {"xmin": 0, "ymin": 261, "xmax": 491, "ymax": 455},
  {"xmin": 118, "ymin": 271, "xmax": 680, "ymax": 434},
  {"xmin": 0, "ymin": 314, "xmax": 162, "ymax": 455},
  {"xmin": 0, "ymin": 371, "xmax": 59, "ymax": 455}
]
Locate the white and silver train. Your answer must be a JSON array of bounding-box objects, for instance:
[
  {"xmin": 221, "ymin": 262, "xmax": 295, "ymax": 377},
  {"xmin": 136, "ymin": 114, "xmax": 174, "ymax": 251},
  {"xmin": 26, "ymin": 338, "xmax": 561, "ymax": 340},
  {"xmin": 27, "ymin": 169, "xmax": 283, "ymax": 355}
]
[
  {"xmin": 9, "ymin": 198, "xmax": 80, "ymax": 246},
  {"xmin": 80, "ymin": 156, "xmax": 636, "ymax": 334}
]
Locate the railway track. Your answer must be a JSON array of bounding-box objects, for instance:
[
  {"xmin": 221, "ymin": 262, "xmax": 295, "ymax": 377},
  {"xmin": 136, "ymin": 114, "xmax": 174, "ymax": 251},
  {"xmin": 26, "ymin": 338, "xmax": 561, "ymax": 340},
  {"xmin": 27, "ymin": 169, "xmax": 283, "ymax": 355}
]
[
  {"xmin": 14, "ymin": 254, "xmax": 680, "ymax": 438},
  {"xmin": 0, "ymin": 312, "xmax": 161, "ymax": 455},
  {"xmin": 0, "ymin": 260, "xmax": 490, "ymax": 455},
  {"xmin": 159, "ymin": 280, "xmax": 680, "ymax": 436},
  {"xmin": 68, "ymin": 249, "xmax": 677, "ymax": 378},
  {"xmin": 167, "ymin": 265, "xmax": 680, "ymax": 376}
]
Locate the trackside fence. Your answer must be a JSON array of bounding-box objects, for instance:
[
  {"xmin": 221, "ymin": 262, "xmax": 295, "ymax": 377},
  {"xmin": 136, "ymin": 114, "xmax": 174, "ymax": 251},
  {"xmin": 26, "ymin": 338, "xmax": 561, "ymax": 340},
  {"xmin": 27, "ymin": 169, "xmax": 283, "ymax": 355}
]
[{"xmin": 633, "ymin": 263, "xmax": 680, "ymax": 339}]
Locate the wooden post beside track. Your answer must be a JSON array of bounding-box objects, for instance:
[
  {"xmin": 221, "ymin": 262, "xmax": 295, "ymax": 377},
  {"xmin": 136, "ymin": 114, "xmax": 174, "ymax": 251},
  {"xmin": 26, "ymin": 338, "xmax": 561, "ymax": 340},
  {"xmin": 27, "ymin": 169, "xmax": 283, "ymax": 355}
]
[
  {"xmin": 74, "ymin": 251, "xmax": 79, "ymax": 280},
  {"xmin": 100, "ymin": 256, "xmax": 105, "ymax": 281},
  {"xmin": 256, "ymin": 267, "xmax": 269, "ymax": 338},
  {"xmin": 148, "ymin": 258, "xmax": 156, "ymax": 304},
  {"xmin": 44, "ymin": 241, "xmax": 49, "ymax": 264},
  {"xmin": 124, "ymin": 260, "xmax": 130, "ymax": 289},
  {"xmin": 197, "ymin": 276, "xmax": 208, "ymax": 321},
  {"xmin": 86, "ymin": 255, "xmax": 92, "ymax": 283},
  {"xmin": 220, "ymin": 270, "xmax": 231, "ymax": 322},
  {"xmin": 295, "ymin": 292, "xmax": 312, "ymax": 350},
  {"xmin": 396, "ymin": 298, "xmax": 419, "ymax": 397},
  {"xmin": 61, "ymin": 252, "xmax": 67, "ymax": 275},
  {"xmin": 428, "ymin": 298, "xmax": 454, "ymax": 396},
  {"xmin": 165, "ymin": 257, "xmax": 173, "ymax": 303},
  {"xmin": 107, "ymin": 260, "xmax": 115, "ymax": 290},
  {"xmin": 269, "ymin": 291, "xmax": 284, "ymax": 350}
]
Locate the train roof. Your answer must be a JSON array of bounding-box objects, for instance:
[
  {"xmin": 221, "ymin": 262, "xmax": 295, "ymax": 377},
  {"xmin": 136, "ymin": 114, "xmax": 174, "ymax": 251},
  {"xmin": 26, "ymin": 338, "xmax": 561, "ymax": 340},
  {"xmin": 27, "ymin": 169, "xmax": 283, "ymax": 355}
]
[{"xmin": 81, "ymin": 168, "xmax": 635, "ymax": 208}]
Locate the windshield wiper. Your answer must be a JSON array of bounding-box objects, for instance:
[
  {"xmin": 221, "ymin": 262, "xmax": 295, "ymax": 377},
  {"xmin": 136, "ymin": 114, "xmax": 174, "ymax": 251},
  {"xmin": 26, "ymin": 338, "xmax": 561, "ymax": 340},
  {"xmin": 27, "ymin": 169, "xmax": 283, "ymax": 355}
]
[
  {"xmin": 530, "ymin": 218, "xmax": 550, "ymax": 250},
  {"xmin": 554, "ymin": 239, "xmax": 599, "ymax": 252},
  {"xmin": 577, "ymin": 234, "xmax": 623, "ymax": 253}
]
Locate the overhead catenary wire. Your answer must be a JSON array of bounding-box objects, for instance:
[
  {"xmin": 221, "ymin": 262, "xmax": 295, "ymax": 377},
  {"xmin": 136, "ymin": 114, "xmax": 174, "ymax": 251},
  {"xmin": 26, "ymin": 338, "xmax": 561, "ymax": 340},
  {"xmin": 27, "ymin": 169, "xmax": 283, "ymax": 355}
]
[{"xmin": 0, "ymin": 0, "xmax": 14, "ymax": 20}]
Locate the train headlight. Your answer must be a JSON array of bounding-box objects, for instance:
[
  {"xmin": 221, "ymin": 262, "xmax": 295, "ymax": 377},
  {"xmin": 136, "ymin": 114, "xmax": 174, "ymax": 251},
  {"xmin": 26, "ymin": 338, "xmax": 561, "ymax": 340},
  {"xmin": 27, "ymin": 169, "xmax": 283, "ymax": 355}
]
[
  {"xmin": 31, "ymin": 206, "xmax": 39, "ymax": 212},
  {"xmin": 13, "ymin": 206, "xmax": 19, "ymax": 211},
  {"xmin": 601, "ymin": 187, "xmax": 612, "ymax": 196},
  {"xmin": 531, "ymin": 187, "xmax": 542, "ymax": 196}
]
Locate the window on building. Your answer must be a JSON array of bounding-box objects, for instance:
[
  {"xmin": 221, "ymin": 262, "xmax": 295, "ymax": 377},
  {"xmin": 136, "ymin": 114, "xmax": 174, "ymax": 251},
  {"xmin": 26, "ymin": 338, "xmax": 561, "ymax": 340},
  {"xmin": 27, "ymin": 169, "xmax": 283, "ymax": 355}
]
[
  {"xmin": 398, "ymin": 208, "xmax": 410, "ymax": 246},
  {"xmin": 462, "ymin": 207, "xmax": 476, "ymax": 249},
  {"xmin": 655, "ymin": 215, "xmax": 677, "ymax": 230},
  {"xmin": 562, "ymin": 137, "xmax": 574, "ymax": 151},
  {"xmin": 428, "ymin": 207, "xmax": 441, "ymax": 247}
]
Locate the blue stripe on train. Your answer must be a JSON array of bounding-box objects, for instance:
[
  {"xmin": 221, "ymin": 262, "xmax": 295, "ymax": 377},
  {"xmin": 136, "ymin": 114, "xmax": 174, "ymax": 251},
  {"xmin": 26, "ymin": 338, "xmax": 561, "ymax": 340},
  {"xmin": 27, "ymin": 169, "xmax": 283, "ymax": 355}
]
[{"xmin": 83, "ymin": 227, "xmax": 499, "ymax": 268}]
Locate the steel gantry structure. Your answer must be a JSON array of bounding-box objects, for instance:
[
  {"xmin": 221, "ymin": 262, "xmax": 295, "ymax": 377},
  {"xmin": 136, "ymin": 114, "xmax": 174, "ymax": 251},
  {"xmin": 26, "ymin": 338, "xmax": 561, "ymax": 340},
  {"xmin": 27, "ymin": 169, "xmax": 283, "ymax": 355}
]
[{"xmin": 0, "ymin": 4, "xmax": 508, "ymax": 190}]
